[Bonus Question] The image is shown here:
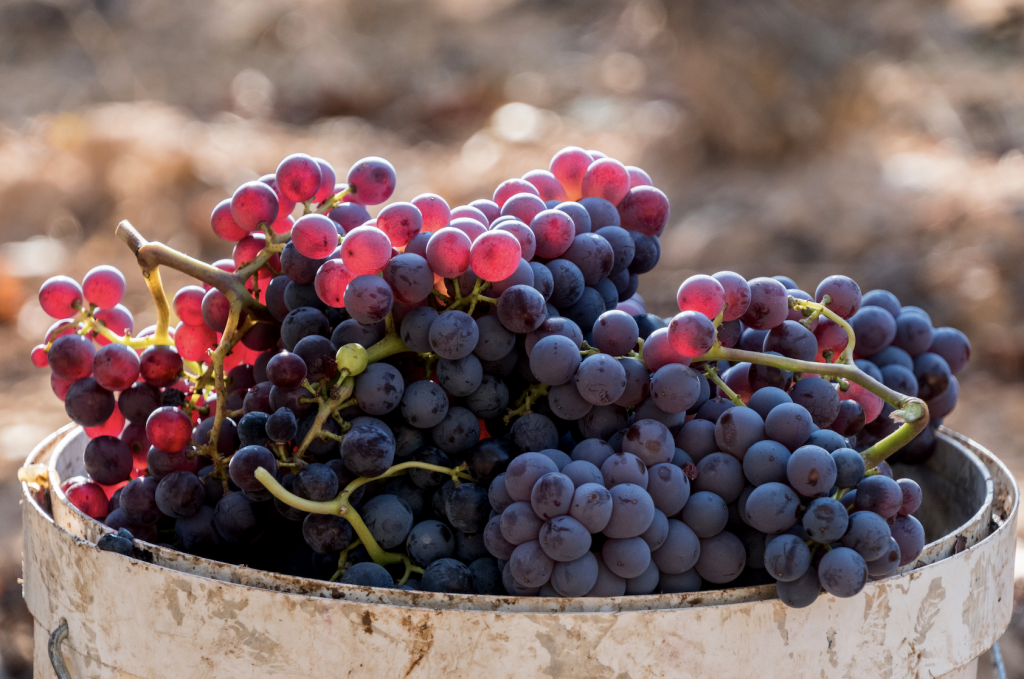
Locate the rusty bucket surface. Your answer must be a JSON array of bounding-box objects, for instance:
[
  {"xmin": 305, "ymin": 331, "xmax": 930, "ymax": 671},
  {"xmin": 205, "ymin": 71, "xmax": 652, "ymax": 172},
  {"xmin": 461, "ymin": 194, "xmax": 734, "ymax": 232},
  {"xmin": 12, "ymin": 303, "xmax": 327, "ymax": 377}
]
[{"xmin": 21, "ymin": 426, "xmax": 1018, "ymax": 679}]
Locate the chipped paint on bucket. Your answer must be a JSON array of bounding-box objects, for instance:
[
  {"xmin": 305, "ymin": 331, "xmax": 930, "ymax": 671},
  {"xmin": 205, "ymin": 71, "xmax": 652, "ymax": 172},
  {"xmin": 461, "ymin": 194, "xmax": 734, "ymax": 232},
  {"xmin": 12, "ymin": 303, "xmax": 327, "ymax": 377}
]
[{"xmin": 22, "ymin": 426, "xmax": 1018, "ymax": 679}]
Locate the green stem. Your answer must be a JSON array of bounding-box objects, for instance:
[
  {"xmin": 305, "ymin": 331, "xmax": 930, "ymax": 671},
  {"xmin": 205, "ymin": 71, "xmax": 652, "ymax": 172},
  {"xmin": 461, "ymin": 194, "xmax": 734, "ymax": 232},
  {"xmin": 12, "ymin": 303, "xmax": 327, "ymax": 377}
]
[
  {"xmin": 790, "ymin": 295, "xmax": 855, "ymax": 364},
  {"xmin": 704, "ymin": 365, "xmax": 745, "ymax": 407},
  {"xmin": 504, "ymin": 383, "xmax": 550, "ymax": 423}
]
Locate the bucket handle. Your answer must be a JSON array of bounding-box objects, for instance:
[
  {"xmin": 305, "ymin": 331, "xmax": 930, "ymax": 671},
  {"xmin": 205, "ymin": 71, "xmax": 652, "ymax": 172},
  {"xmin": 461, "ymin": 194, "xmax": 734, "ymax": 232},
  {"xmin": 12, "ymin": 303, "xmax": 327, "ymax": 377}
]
[{"xmin": 48, "ymin": 619, "xmax": 72, "ymax": 679}]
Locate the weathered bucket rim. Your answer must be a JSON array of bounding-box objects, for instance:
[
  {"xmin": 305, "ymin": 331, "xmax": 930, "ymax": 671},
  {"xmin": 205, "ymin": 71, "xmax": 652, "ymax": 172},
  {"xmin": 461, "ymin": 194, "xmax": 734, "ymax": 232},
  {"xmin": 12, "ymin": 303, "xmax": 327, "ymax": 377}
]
[{"xmin": 24, "ymin": 424, "xmax": 1018, "ymax": 615}]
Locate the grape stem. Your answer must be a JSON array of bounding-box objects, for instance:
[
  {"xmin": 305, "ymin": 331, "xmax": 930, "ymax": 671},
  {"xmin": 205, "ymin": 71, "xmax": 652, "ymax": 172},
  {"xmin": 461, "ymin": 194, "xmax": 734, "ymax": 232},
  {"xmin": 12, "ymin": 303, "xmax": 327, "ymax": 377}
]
[
  {"xmin": 703, "ymin": 365, "xmax": 745, "ymax": 407},
  {"xmin": 255, "ymin": 461, "xmax": 471, "ymax": 574},
  {"xmin": 504, "ymin": 383, "xmax": 550, "ymax": 423},
  {"xmin": 693, "ymin": 345, "xmax": 928, "ymax": 468},
  {"xmin": 788, "ymin": 295, "xmax": 855, "ymax": 364},
  {"xmin": 315, "ymin": 186, "xmax": 353, "ymax": 215}
]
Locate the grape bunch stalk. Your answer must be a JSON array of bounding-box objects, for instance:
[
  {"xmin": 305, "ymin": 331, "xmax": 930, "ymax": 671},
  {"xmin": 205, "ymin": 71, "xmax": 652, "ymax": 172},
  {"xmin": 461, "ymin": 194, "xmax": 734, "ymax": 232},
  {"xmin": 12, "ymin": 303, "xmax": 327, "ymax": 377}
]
[{"xmin": 33, "ymin": 147, "xmax": 969, "ymax": 604}]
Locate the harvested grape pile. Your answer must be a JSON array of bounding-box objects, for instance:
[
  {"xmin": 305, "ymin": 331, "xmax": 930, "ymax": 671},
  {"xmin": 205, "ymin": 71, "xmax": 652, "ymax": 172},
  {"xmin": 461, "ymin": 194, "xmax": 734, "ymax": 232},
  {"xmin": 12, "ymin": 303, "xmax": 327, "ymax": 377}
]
[{"xmin": 33, "ymin": 147, "xmax": 970, "ymax": 607}]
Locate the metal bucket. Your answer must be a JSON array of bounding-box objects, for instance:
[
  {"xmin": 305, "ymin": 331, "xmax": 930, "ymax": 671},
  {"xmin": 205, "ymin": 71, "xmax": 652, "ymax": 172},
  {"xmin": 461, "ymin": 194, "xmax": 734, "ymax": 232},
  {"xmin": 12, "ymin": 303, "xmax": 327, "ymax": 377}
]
[{"xmin": 22, "ymin": 426, "xmax": 1018, "ymax": 679}]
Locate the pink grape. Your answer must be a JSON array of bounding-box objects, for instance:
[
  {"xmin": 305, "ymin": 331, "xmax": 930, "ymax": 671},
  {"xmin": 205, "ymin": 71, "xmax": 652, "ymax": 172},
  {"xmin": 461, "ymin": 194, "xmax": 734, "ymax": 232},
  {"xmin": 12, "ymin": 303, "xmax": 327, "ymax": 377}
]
[
  {"xmin": 340, "ymin": 225, "xmax": 392, "ymax": 275},
  {"xmin": 93, "ymin": 343, "xmax": 141, "ymax": 391},
  {"xmin": 259, "ymin": 175, "xmax": 297, "ymax": 221},
  {"xmin": 668, "ymin": 311, "xmax": 716, "ymax": 358},
  {"xmin": 469, "ymin": 199, "xmax": 500, "ymax": 224},
  {"xmin": 426, "ymin": 228, "xmax": 472, "ymax": 278},
  {"xmin": 39, "ymin": 275, "xmax": 84, "ymax": 319},
  {"xmin": 314, "ymin": 259, "xmax": 356, "ymax": 308},
  {"xmin": 84, "ymin": 406, "xmax": 125, "ymax": 440},
  {"xmin": 63, "ymin": 478, "xmax": 109, "ymax": 519},
  {"xmin": 740, "ymin": 277, "xmax": 790, "ymax": 331},
  {"xmin": 840, "ymin": 382, "xmax": 883, "ymax": 424},
  {"xmin": 450, "ymin": 217, "xmax": 486, "ymax": 242},
  {"xmin": 230, "ymin": 181, "xmax": 279, "ymax": 231},
  {"xmin": 642, "ymin": 328, "xmax": 691, "ymax": 372},
  {"xmin": 471, "ymin": 231, "xmax": 522, "ymax": 282},
  {"xmin": 91, "ymin": 305, "xmax": 134, "ymax": 346},
  {"xmin": 31, "ymin": 345, "xmax": 48, "ymax": 368},
  {"xmin": 581, "ymin": 158, "xmax": 630, "ymax": 205},
  {"xmin": 549, "ymin": 147, "xmax": 593, "ymax": 201},
  {"xmin": 51, "ymin": 373, "xmax": 74, "ymax": 400},
  {"xmin": 522, "ymin": 169, "xmax": 568, "ymax": 202},
  {"xmin": 627, "ymin": 166, "xmax": 653, "ymax": 188},
  {"xmin": 450, "ymin": 205, "xmax": 489, "ymax": 226},
  {"xmin": 493, "ymin": 178, "xmax": 540, "ymax": 208},
  {"xmin": 312, "ymin": 158, "xmax": 337, "ymax": 203},
  {"xmin": 376, "ymin": 202, "xmax": 423, "ymax": 247},
  {"xmin": 712, "ymin": 271, "xmax": 751, "ymax": 322},
  {"xmin": 174, "ymin": 322, "xmax": 217, "ymax": 362},
  {"xmin": 814, "ymin": 318, "xmax": 849, "ymax": 362},
  {"xmin": 49, "ymin": 335, "xmax": 96, "ymax": 381},
  {"xmin": 404, "ymin": 231, "xmax": 433, "ymax": 259},
  {"xmin": 815, "ymin": 275, "xmax": 863, "ymax": 319},
  {"xmin": 82, "ymin": 265, "xmax": 126, "ymax": 308},
  {"xmin": 210, "ymin": 199, "xmax": 249, "ymax": 241},
  {"xmin": 173, "ymin": 286, "xmax": 206, "ymax": 326},
  {"xmin": 292, "ymin": 214, "xmax": 340, "ymax": 259},
  {"xmin": 531, "ymin": 210, "xmax": 576, "ymax": 259},
  {"xmin": 146, "ymin": 406, "xmax": 192, "ymax": 453},
  {"xmin": 45, "ymin": 319, "xmax": 78, "ymax": 344},
  {"xmin": 411, "ymin": 193, "xmax": 452, "ymax": 231},
  {"xmin": 495, "ymin": 221, "xmax": 537, "ymax": 261},
  {"xmin": 233, "ymin": 233, "xmax": 267, "ymax": 268},
  {"xmin": 618, "ymin": 186, "xmax": 670, "ymax": 237},
  {"xmin": 347, "ymin": 157, "xmax": 396, "ymax": 205},
  {"xmin": 271, "ymin": 212, "xmax": 295, "ymax": 235},
  {"xmin": 501, "ymin": 193, "xmax": 546, "ymax": 224},
  {"xmin": 677, "ymin": 275, "xmax": 726, "ymax": 319},
  {"xmin": 275, "ymin": 153, "xmax": 322, "ymax": 202},
  {"xmin": 201, "ymin": 288, "xmax": 232, "ymax": 332}
]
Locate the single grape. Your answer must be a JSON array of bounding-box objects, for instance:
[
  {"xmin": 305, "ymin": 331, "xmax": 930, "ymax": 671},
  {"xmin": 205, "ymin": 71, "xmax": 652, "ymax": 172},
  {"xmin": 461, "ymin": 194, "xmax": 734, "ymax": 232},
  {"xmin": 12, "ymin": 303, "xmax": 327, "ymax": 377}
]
[
  {"xmin": 340, "ymin": 425, "xmax": 395, "ymax": 477},
  {"xmin": 739, "ymin": 277, "xmax": 789, "ymax": 330},
  {"xmin": 509, "ymin": 540, "xmax": 555, "ymax": 587},
  {"xmin": 817, "ymin": 547, "xmax": 868, "ymax": 598},
  {"xmin": 694, "ymin": 531, "xmax": 746, "ymax": 584},
  {"xmin": 550, "ymin": 552, "xmax": 600, "ymax": 597},
  {"xmin": 815, "ymin": 275, "xmax": 862, "ymax": 319},
  {"xmin": 802, "ymin": 497, "xmax": 849, "ymax": 544},
  {"xmin": 667, "ymin": 311, "xmax": 716, "ymax": 358},
  {"xmin": 530, "ymin": 210, "xmax": 576, "ymax": 259},
  {"xmin": 230, "ymin": 181, "xmax": 279, "ymax": 231},
  {"xmin": 602, "ymin": 536, "xmax": 652, "ymax": 579},
  {"xmin": 617, "ymin": 186, "xmax": 670, "ymax": 237},
  {"xmin": 346, "ymin": 156, "xmax": 396, "ymax": 205},
  {"xmin": 840, "ymin": 511, "xmax": 892, "ymax": 561},
  {"xmin": 680, "ymin": 490, "xmax": 728, "ymax": 538},
  {"xmin": 786, "ymin": 445, "xmax": 837, "ymax": 497},
  {"xmin": 714, "ymin": 407, "xmax": 765, "ymax": 461},
  {"xmin": 575, "ymin": 354, "xmax": 627, "ymax": 406},
  {"xmin": 538, "ymin": 515, "xmax": 592, "ymax": 561},
  {"xmin": 84, "ymin": 436, "xmax": 133, "ymax": 486},
  {"xmin": 429, "ymin": 310, "xmax": 479, "ymax": 359},
  {"xmin": 856, "ymin": 475, "xmax": 903, "ymax": 518},
  {"xmin": 744, "ymin": 482, "xmax": 799, "ymax": 533},
  {"xmin": 789, "ymin": 377, "xmax": 841, "ymax": 429},
  {"xmin": 764, "ymin": 533, "xmax": 811, "ymax": 582},
  {"xmin": 400, "ymin": 380, "xmax": 449, "ymax": 428},
  {"xmin": 82, "ymin": 265, "xmax": 125, "ymax": 308},
  {"xmin": 646, "ymin": 463, "xmax": 691, "ymax": 516}
]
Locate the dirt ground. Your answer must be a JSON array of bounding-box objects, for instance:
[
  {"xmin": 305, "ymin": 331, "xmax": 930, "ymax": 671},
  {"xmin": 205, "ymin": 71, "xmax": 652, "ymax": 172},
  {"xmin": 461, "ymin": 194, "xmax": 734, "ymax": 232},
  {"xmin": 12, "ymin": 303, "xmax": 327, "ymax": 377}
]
[{"xmin": 1, "ymin": 0, "xmax": 1024, "ymax": 675}]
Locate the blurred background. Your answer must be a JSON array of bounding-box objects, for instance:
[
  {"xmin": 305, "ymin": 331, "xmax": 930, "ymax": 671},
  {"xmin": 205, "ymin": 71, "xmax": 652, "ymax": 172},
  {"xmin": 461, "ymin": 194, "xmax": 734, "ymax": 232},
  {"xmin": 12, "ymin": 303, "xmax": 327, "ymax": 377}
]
[{"xmin": 0, "ymin": 0, "xmax": 1022, "ymax": 675}]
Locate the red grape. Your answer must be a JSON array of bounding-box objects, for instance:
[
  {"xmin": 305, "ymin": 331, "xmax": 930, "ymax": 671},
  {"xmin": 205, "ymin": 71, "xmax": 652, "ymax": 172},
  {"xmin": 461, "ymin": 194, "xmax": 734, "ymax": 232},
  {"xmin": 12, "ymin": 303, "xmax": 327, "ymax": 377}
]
[
  {"xmin": 174, "ymin": 322, "xmax": 217, "ymax": 362},
  {"xmin": 210, "ymin": 199, "xmax": 249, "ymax": 240},
  {"xmin": 495, "ymin": 221, "xmax": 537, "ymax": 261},
  {"xmin": 233, "ymin": 232, "xmax": 267, "ymax": 268},
  {"xmin": 91, "ymin": 304, "xmax": 135, "ymax": 346},
  {"xmin": 139, "ymin": 345, "xmax": 183, "ymax": 387},
  {"xmin": 617, "ymin": 186, "xmax": 670, "ymax": 237},
  {"xmin": 676, "ymin": 275, "xmax": 726, "ymax": 319},
  {"xmin": 471, "ymin": 231, "xmax": 522, "ymax": 282},
  {"xmin": 549, "ymin": 147, "xmax": 593, "ymax": 201},
  {"xmin": 173, "ymin": 285, "xmax": 206, "ymax": 326},
  {"xmin": 376, "ymin": 202, "xmax": 423, "ymax": 247},
  {"xmin": 84, "ymin": 404, "xmax": 126, "ymax": 439},
  {"xmin": 51, "ymin": 373, "xmax": 74, "ymax": 400},
  {"xmin": 426, "ymin": 228, "xmax": 472, "ymax": 278},
  {"xmin": 814, "ymin": 318, "xmax": 849, "ymax": 362},
  {"xmin": 292, "ymin": 214, "xmax": 341, "ymax": 259},
  {"xmin": 201, "ymin": 288, "xmax": 232, "ymax": 332},
  {"xmin": 267, "ymin": 352, "xmax": 307, "ymax": 389},
  {"xmin": 230, "ymin": 181, "xmax": 279, "ymax": 231},
  {"xmin": 314, "ymin": 258, "xmax": 355, "ymax": 308},
  {"xmin": 147, "ymin": 406, "xmax": 192, "ymax": 453},
  {"xmin": 627, "ymin": 166, "xmax": 653, "ymax": 188},
  {"xmin": 469, "ymin": 199, "xmax": 500, "ymax": 224},
  {"xmin": 493, "ymin": 178, "xmax": 540, "ymax": 208},
  {"xmin": 259, "ymin": 175, "xmax": 297, "ymax": 221},
  {"xmin": 450, "ymin": 217, "xmax": 486, "ymax": 242},
  {"xmin": 581, "ymin": 158, "xmax": 630, "ymax": 205},
  {"xmin": 668, "ymin": 311, "xmax": 716, "ymax": 358},
  {"xmin": 271, "ymin": 212, "xmax": 295, "ymax": 235},
  {"xmin": 522, "ymin": 169, "xmax": 567, "ymax": 202},
  {"xmin": 49, "ymin": 334, "xmax": 96, "ymax": 381},
  {"xmin": 82, "ymin": 265, "xmax": 125, "ymax": 308},
  {"xmin": 712, "ymin": 271, "xmax": 751, "ymax": 322},
  {"xmin": 643, "ymin": 328, "xmax": 691, "ymax": 371},
  {"xmin": 31, "ymin": 344, "xmax": 48, "ymax": 367},
  {"xmin": 530, "ymin": 210, "xmax": 576, "ymax": 259},
  {"xmin": 312, "ymin": 158, "xmax": 337, "ymax": 203},
  {"xmin": 500, "ymin": 193, "xmax": 546, "ymax": 224},
  {"xmin": 93, "ymin": 343, "xmax": 141, "ymax": 391},
  {"xmin": 39, "ymin": 275, "xmax": 84, "ymax": 319},
  {"xmin": 450, "ymin": 205, "xmax": 489, "ymax": 226},
  {"xmin": 347, "ymin": 157, "xmax": 396, "ymax": 205},
  {"xmin": 340, "ymin": 225, "xmax": 392, "ymax": 275},
  {"xmin": 740, "ymin": 277, "xmax": 790, "ymax": 331},
  {"xmin": 63, "ymin": 478, "xmax": 109, "ymax": 519},
  {"xmin": 411, "ymin": 193, "xmax": 451, "ymax": 231},
  {"xmin": 275, "ymin": 153, "xmax": 322, "ymax": 202}
]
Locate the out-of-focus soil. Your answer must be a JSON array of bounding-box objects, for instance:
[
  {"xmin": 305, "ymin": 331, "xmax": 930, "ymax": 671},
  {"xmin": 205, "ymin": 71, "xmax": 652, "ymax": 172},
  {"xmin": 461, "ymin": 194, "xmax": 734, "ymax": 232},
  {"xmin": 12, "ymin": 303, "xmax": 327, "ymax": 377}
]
[{"xmin": 1, "ymin": 0, "xmax": 1024, "ymax": 675}]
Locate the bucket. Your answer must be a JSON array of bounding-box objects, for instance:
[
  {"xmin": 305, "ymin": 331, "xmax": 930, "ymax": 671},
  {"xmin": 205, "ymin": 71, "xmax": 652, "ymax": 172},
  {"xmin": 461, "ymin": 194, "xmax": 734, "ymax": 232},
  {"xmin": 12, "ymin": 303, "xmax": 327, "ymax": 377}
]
[{"xmin": 21, "ymin": 425, "xmax": 1018, "ymax": 679}]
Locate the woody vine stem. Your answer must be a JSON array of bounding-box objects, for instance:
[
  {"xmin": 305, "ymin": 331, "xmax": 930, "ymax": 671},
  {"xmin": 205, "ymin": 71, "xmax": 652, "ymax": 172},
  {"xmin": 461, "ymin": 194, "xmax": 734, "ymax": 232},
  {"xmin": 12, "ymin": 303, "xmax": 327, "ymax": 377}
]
[{"xmin": 109, "ymin": 218, "xmax": 928, "ymax": 577}]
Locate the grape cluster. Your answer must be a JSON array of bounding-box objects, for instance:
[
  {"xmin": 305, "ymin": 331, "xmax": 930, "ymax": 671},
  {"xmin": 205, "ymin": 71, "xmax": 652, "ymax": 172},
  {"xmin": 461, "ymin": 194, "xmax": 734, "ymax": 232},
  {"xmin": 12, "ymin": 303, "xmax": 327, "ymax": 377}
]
[{"xmin": 33, "ymin": 146, "xmax": 969, "ymax": 603}]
